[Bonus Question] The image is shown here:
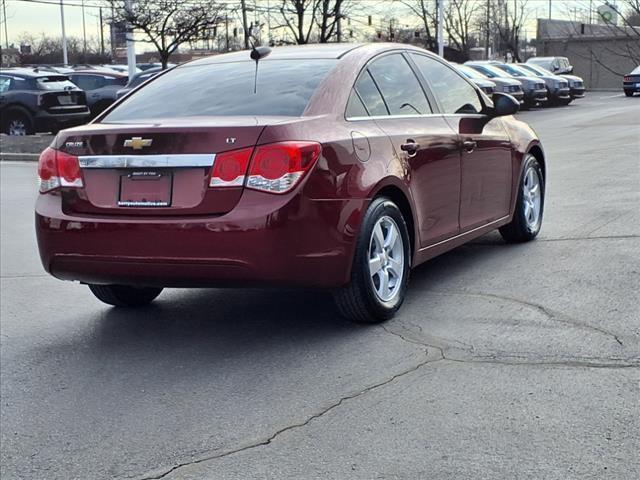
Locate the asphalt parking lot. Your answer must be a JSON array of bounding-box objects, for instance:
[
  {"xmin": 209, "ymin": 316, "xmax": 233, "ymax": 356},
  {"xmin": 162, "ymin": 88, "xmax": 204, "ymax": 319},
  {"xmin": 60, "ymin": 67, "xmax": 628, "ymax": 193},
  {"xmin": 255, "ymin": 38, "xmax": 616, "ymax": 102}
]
[{"xmin": 1, "ymin": 93, "xmax": 639, "ymax": 480}]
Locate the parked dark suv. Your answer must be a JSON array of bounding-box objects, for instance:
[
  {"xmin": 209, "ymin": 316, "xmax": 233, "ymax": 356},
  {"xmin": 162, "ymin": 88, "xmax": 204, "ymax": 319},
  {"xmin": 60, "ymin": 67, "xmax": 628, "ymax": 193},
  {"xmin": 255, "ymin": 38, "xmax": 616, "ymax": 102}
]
[
  {"xmin": 68, "ymin": 71, "xmax": 128, "ymax": 117},
  {"xmin": 0, "ymin": 68, "xmax": 90, "ymax": 135}
]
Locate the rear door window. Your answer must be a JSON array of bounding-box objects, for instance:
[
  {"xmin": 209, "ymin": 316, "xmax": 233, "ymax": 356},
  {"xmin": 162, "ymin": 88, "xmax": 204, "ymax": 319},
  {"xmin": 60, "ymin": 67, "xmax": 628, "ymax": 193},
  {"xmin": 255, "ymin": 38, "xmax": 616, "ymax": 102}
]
[
  {"xmin": 367, "ymin": 54, "xmax": 432, "ymax": 115},
  {"xmin": 103, "ymin": 59, "xmax": 337, "ymax": 121},
  {"xmin": 352, "ymin": 71, "xmax": 388, "ymax": 116},
  {"xmin": 71, "ymin": 75, "xmax": 106, "ymax": 90}
]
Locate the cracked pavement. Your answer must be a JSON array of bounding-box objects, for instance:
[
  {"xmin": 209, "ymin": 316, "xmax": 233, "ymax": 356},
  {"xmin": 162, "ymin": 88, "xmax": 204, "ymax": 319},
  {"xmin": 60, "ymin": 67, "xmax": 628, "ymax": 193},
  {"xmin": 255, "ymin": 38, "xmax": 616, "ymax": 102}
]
[{"xmin": 1, "ymin": 94, "xmax": 639, "ymax": 479}]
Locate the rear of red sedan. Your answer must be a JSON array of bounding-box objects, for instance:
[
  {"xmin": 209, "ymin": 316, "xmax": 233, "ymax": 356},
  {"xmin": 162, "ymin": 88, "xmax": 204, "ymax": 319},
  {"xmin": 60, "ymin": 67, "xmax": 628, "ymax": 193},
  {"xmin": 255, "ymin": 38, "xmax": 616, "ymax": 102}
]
[{"xmin": 36, "ymin": 49, "xmax": 366, "ymax": 295}]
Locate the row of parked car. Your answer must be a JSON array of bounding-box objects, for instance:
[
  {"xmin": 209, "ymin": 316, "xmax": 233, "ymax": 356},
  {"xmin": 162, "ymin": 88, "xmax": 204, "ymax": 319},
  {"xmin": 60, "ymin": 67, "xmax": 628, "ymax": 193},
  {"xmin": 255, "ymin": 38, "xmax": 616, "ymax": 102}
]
[
  {"xmin": 1, "ymin": 55, "xmax": 635, "ymax": 136},
  {"xmin": 0, "ymin": 64, "xmax": 170, "ymax": 135}
]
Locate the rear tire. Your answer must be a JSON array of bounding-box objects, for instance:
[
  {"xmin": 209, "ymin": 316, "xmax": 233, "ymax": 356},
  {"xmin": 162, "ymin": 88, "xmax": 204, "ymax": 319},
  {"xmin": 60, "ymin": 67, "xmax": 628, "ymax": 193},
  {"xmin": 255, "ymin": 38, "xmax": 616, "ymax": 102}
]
[
  {"xmin": 333, "ymin": 197, "xmax": 411, "ymax": 324},
  {"xmin": 500, "ymin": 154, "xmax": 545, "ymax": 243},
  {"xmin": 624, "ymin": 90, "xmax": 634, "ymax": 97},
  {"xmin": 2, "ymin": 109, "xmax": 34, "ymax": 135},
  {"xmin": 88, "ymin": 284, "xmax": 163, "ymax": 307}
]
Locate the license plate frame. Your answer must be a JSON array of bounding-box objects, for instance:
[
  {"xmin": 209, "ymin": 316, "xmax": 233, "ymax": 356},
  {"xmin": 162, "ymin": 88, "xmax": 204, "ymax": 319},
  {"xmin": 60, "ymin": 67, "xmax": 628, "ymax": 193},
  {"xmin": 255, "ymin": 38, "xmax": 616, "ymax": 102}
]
[{"xmin": 118, "ymin": 171, "xmax": 173, "ymax": 208}]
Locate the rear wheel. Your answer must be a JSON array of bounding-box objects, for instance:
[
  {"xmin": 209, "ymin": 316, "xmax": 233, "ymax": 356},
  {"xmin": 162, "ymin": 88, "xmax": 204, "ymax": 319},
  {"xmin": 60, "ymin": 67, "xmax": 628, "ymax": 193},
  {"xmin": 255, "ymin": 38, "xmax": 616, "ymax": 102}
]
[
  {"xmin": 2, "ymin": 109, "xmax": 34, "ymax": 135},
  {"xmin": 624, "ymin": 90, "xmax": 634, "ymax": 97},
  {"xmin": 88, "ymin": 284, "xmax": 163, "ymax": 307},
  {"xmin": 500, "ymin": 154, "xmax": 545, "ymax": 243},
  {"xmin": 334, "ymin": 197, "xmax": 411, "ymax": 323}
]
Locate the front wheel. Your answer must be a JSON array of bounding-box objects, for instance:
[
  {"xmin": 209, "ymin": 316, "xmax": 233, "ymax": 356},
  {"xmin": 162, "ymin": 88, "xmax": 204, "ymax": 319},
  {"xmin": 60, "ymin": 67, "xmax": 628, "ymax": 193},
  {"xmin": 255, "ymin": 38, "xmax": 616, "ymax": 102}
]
[
  {"xmin": 624, "ymin": 90, "xmax": 634, "ymax": 97},
  {"xmin": 334, "ymin": 197, "xmax": 411, "ymax": 324},
  {"xmin": 500, "ymin": 154, "xmax": 545, "ymax": 243},
  {"xmin": 88, "ymin": 284, "xmax": 163, "ymax": 307}
]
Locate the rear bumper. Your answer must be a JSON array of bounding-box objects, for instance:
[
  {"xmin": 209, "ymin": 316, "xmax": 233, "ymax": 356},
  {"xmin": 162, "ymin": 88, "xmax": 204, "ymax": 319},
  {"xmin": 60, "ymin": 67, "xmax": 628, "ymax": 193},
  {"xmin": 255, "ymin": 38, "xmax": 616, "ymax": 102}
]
[
  {"xmin": 623, "ymin": 82, "xmax": 640, "ymax": 93},
  {"xmin": 34, "ymin": 109, "xmax": 90, "ymax": 132},
  {"xmin": 35, "ymin": 190, "xmax": 364, "ymax": 288}
]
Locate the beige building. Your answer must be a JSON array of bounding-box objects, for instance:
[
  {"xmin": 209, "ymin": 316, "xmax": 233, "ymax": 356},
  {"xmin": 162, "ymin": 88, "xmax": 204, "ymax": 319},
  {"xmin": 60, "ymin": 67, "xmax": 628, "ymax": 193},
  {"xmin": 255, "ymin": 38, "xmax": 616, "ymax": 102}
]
[{"xmin": 535, "ymin": 19, "xmax": 639, "ymax": 89}]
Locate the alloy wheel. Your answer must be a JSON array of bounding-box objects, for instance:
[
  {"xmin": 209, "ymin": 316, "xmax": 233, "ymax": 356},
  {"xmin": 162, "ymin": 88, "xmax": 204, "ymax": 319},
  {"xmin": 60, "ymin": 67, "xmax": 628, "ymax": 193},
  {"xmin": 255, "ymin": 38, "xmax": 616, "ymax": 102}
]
[
  {"xmin": 523, "ymin": 165, "xmax": 542, "ymax": 230},
  {"xmin": 368, "ymin": 215, "xmax": 405, "ymax": 302},
  {"xmin": 8, "ymin": 119, "xmax": 27, "ymax": 136}
]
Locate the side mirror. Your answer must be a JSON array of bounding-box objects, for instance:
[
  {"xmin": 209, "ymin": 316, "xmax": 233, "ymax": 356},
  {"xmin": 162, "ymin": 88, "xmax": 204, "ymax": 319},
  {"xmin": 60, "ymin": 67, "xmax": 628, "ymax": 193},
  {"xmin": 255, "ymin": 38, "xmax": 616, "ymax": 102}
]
[
  {"xmin": 568, "ymin": 67, "xmax": 574, "ymax": 74},
  {"xmin": 490, "ymin": 92, "xmax": 520, "ymax": 117}
]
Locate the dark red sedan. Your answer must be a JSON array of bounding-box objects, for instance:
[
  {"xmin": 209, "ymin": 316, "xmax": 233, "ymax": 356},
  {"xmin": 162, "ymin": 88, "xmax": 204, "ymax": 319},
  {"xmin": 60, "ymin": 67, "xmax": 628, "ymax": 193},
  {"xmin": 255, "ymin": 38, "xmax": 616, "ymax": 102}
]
[{"xmin": 35, "ymin": 44, "xmax": 546, "ymax": 323}]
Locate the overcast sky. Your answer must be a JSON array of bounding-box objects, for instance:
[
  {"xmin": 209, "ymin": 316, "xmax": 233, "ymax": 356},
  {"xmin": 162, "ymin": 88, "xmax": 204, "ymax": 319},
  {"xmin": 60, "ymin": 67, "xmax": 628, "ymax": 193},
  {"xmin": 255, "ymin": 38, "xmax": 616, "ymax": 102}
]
[{"xmin": 2, "ymin": 0, "xmax": 586, "ymax": 51}]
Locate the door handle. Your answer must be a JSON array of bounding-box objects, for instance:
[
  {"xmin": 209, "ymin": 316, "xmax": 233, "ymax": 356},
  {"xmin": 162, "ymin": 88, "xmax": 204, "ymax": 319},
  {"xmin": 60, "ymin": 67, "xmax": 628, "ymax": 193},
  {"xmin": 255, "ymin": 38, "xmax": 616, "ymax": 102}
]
[
  {"xmin": 462, "ymin": 140, "xmax": 477, "ymax": 152},
  {"xmin": 400, "ymin": 140, "xmax": 420, "ymax": 156}
]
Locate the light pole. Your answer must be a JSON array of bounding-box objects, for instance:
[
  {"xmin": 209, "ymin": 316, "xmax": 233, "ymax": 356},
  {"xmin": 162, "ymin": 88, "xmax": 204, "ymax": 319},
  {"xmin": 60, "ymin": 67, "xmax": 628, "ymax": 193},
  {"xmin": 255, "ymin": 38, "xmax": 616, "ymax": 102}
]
[
  {"xmin": 124, "ymin": 0, "xmax": 136, "ymax": 76},
  {"xmin": 59, "ymin": 0, "xmax": 68, "ymax": 65},
  {"xmin": 437, "ymin": 0, "xmax": 444, "ymax": 57}
]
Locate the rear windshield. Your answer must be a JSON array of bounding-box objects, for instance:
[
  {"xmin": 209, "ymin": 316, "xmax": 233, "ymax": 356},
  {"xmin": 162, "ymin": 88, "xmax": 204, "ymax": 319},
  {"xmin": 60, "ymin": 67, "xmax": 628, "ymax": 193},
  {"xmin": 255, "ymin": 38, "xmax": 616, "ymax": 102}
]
[
  {"xmin": 103, "ymin": 59, "xmax": 337, "ymax": 121},
  {"xmin": 36, "ymin": 76, "xmax": 77, "ymax": 90}
]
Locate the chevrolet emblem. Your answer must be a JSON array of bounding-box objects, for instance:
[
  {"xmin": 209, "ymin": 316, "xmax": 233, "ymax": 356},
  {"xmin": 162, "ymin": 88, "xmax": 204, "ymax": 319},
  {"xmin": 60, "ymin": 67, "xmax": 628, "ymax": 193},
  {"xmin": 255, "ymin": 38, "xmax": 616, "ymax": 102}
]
[{"xmin": 123, "ymin": 137, "xmax": 153, "ymax": 150}]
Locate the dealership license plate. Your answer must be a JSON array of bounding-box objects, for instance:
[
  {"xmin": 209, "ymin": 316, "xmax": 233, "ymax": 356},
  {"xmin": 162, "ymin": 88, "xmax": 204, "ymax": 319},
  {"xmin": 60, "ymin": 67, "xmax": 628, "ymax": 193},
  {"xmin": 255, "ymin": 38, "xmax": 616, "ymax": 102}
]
[
  {"xmin": 636, "ymin": 83, "xmax": 640, "ymax": 88},
  {"xmin": 57, "ymin": 94, "xmax": 77, "ymax": 105},
  {"xmin": 118, "ymin": 171, "xmax": 172, "ymax": 207}
]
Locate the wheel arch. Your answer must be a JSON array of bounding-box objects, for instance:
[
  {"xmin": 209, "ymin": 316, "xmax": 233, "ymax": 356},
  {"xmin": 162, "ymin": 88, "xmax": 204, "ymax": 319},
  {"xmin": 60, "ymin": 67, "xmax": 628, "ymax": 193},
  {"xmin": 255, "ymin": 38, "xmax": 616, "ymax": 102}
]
[
  {"xmin": 369, "ymin": 182, "xmax": 417, "ymax": 260},
  {"xmin": 527, "ymin": 143, "xmax": 546, "ymax": 182}
]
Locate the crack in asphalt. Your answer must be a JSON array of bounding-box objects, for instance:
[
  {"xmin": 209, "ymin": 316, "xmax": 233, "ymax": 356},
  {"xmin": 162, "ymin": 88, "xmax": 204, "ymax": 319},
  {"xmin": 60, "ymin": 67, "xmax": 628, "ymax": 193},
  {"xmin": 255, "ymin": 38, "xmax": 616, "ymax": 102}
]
[
  {"xmin": 135, "ymin": 345, "xmax": 444, "ymax": 480},
  {"xmin": 428, "ymin": 291, "xmax": 625, "ymax": 346},
  {"xmin": 134, "ymin": 291, "xmax": 633, "ymax": 479}
]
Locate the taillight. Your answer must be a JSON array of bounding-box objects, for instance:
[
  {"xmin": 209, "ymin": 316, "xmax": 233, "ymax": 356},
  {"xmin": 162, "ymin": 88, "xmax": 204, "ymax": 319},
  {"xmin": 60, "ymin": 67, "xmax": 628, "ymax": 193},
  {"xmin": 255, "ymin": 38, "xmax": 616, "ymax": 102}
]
[
  {"xmin": 208, "ymin": 142, "xmax": 322, "ymax": 194},
  {"xmin": 209, "ymin": 147, "xmax": 253, "ymax": 187},
  {"xmin": 624, "ymin": 76, "xmax": 630, "ymax": 81},
  {"xmin": 37, "ymin": 147, "xmax": 83, "ymax": 193},
  {"xmin": 246, "ymin": 141, "xmax": 321, "ymax": 194}
]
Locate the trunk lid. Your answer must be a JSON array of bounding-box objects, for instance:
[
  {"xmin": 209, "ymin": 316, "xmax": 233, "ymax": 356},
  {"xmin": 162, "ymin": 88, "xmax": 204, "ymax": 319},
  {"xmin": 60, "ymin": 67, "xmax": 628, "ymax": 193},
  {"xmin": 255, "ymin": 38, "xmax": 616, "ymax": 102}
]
[{"xmin": 55, "ymin": 117, "xmax": 271, "ymax": 216}]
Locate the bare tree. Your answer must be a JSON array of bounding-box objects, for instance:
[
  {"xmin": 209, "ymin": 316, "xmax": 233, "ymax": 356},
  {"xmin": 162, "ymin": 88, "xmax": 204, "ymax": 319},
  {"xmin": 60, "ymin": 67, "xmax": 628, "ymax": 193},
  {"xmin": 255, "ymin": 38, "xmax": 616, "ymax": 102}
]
[
  {"xmin": 398, "ymin": 0, "xmax": 436, "ymax": 49},
  {"xmin": 442, "ymin": 0, "xmax": 481, "ymax": 55},
  {"xmin": 492, "ymin": 0, "xmax": 530, "ymax": 62},
  {"xmin": 16, "ymin": 32, "xmax": 109, "ymax": 65},
  {"xmin": 108, "ymin": 0, "xmax": 224, "ymax": 69},
  {"xmin": 279, "ymin": 0, "xmax": 320, "ymax": 44},
  {"xmin": 317, "ymin": 0, "xmax": 358, "ymax": 42}
]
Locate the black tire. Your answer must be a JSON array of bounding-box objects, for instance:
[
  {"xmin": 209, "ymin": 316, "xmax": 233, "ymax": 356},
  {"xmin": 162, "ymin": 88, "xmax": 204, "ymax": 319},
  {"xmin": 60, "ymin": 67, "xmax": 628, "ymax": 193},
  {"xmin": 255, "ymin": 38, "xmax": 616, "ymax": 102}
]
[
  {"xmin": 624, "ymin": 90, "xmax": 634, "ymax": 97},
  {"xmin": 500, "ymin": 153, "xmax": 545, "ymax": 243},
  {"xmin": 88, "ymin": 284, "xmax": 163, "ymax": 307},
  {"xmin": 2, "ymin": 109, "xmax": 34, "ymax": 135},
  {"xmin": 559, "ymin": 98, "xmax": 572, "ymax": 106},
  {"xmin": 333, "ymin": 197, "xmax": 411, "ymax": 324}
]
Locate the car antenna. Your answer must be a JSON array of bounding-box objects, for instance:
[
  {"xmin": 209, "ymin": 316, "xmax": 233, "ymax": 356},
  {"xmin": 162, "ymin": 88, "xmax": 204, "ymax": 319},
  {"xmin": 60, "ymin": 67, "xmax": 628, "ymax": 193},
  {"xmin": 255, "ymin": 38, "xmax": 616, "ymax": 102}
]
[{"xmin": 249, "ymin": 39, "xmax": 271, "ymax": 95}]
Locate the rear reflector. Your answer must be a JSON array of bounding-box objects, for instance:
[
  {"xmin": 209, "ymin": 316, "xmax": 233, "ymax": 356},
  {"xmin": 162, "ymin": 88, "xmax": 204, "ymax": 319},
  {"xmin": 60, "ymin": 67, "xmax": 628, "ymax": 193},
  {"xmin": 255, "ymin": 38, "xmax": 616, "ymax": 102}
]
[
  {"xmin": 247, "ymin": 141, "xmax": 321, "ymax": 194},
  {"xmin": 38, "ymin": 147, "xmax": 83, "ymax": 193}
]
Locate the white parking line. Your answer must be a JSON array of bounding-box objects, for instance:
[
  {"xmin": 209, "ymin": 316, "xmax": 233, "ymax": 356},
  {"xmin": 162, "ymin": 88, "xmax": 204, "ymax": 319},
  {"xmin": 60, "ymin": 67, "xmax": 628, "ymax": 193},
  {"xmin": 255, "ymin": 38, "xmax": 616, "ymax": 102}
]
[{"xmin": 601, "ymin": 93, "xmax": 624, "ymax": 98}]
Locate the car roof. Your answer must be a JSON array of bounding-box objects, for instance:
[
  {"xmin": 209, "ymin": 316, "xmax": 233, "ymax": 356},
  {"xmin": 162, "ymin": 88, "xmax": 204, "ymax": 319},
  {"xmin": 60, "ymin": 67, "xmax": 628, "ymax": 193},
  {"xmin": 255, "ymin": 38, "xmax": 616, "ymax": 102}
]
[
  {"xmin": 0, "ymin": 67, "xmax": 68, "ymax": 78},
  {"xmin": 186, "ymin": 43, "xmax": 366, "ymax": 67},
  {"xmin": 71, "ymin": 70, "xmax": 126, "ymax": 77}
]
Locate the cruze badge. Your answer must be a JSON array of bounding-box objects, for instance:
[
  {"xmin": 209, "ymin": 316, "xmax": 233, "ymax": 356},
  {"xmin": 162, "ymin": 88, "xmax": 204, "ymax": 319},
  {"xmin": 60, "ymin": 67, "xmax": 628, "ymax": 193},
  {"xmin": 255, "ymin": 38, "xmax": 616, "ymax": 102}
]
[{"xmin": 123, "ymin": 137, "xmax": 153, "ymax": 150}]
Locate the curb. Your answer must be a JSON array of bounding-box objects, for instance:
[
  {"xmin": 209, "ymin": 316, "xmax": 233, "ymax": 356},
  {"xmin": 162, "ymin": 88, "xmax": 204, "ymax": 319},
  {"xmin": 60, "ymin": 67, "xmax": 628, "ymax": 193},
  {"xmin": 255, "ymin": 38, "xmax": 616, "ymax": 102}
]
[{"xmin": 0, "ymin": 153, "xmax": 40, "ymax": 162}]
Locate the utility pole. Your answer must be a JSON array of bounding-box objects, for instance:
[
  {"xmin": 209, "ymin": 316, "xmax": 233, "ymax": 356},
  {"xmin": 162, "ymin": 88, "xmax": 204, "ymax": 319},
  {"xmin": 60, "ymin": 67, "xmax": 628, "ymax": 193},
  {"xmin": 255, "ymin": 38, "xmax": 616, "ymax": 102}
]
[
  {"xmin": 241, "ymin": 0, "xmax": 249, "ymax": 49},
  {"xmin": 485, "ymin": 0, "xmax": 490, "ymax": 59},
  {"xmin": 99, "ymin": 7, "xmax": 105, "ymax": 56},
  {"xmin": 337, "ymin": 15, "xmax": 342, "ymax": 42},
  {"xmin": 124, "ymin": 0, "xmax": 136, "ymax": 76},
  {"xmin": 2, "ymin": 0, "xmax": 10, "ymax": 50},
  {"xmin": 548, "ymin": 0, "xmax": 552, "ymax": 19},
  {"xmin": 437, "ymin": 0, "xmax": 444, "ymax": 57},
  {"xmin": 225, "ymin": 13, "xmax": 230, "ymax": 52},
  {"xmin": 59, "ymin": 0, "xmax": 68, "ymax": 65},
  {"xmin": 81, "ymin": 0, "xmax": 87, "ymax": 62}
]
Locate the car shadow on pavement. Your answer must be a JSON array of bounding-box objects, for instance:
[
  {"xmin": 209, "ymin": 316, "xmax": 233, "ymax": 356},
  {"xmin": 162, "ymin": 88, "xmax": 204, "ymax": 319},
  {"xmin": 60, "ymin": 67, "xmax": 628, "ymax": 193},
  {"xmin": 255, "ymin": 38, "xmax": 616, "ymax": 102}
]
[{"xmin": 86, "ymin": 231, "xmax": 514, "ymax": 359}]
